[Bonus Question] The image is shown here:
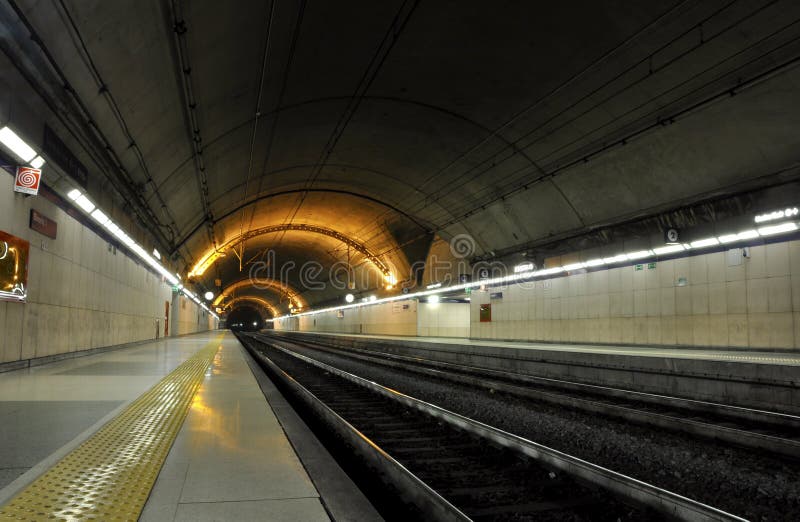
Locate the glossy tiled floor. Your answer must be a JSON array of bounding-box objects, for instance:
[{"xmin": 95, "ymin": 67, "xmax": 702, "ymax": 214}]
[
  {"xmin": 0, "ymin": 335, "xmax": 207, "ymax": 495},
  {"xmin": 0, "ymin": 331, "xmax": 329, "ymax": 522},
  {"xmin": 140, "ymin": 333, "xmax": 328, "ymax": 521}
]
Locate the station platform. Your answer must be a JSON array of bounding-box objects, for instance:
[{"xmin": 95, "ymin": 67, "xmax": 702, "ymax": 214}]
[
  {"xmin": 269, "ymin": 330, "xmax": 800, "ymax": 414},
  {"xmin": 286, "ymin": 331, "xmax": 800, "ymax": 365},
  {"xmin": 0, "ymin": 331, "xmax": 380, "ymax": 521}
]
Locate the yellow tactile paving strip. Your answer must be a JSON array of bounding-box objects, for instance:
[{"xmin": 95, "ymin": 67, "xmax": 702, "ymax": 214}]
[{"xmin": 0, "ymin": 335, "xmax": 223, "ymax": 521}]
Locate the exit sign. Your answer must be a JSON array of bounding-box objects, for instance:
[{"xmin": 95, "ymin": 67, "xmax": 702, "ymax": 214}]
[{"xmin": 634, "ymin": 264, "xmax": 643, "ymax": 271}]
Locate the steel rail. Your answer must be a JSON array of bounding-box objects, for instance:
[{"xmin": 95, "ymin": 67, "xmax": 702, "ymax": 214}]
[
  {"xmin": 249, "ymin": 334, "xmax": 746, "ymax": 522},
  {"xmin": 241, "ymin": 337, "xmax": 471, "ymax": 521},
  {"xmin": 269, "ymin": 335, "xmax": 800, "ymax": 459}
]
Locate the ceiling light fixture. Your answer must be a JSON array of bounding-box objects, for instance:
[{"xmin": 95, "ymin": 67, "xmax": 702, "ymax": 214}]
[
  {"xmin": 75, "ymin": 195, "xmax": 95, "ymax": 213},
  {"xmin": 758, "ymin": 222, "xmax": 798, "ymax": 236},
  {"xmin": 90, "ymin": 209, "xmax": 109, "ymax": 225},
  {"xmin": 0, "ymin": 126, "xmax": 37, "ymax": 162},
  {"xmin": 653, "ymin": 244, "xmax": 685, "ymax": 255},
  {"xmin": 689, "ymin": 237, "xmax": 719, "ymax": 248}
]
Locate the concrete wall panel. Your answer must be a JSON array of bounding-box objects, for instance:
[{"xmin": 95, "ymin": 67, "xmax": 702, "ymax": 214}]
[
  {"xmin": 0, "ymin": 172, "xmax": 216, "ymax": 366},
  {"xmin": 468, "ymin": 239, "xmax": 800, "ymax": 349}
]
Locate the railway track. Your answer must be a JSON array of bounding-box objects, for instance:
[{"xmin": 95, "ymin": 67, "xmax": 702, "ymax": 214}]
[
  {"xmin": 263, "ymin": 333, "xmax": 800, "ymax": 460},
  {"xmin": 237, "ymin": 332, "xmax": 743, "ymax": 522}
]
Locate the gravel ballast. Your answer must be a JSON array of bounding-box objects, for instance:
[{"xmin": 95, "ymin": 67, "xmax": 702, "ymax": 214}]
[{"xmin": 261, "ymin": 341, "xmax": 800, "ymax": 522}]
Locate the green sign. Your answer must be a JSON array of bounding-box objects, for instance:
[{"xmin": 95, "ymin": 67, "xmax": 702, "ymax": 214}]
[
  {"xmin": 634, "ymin": 264, "xmax": 643, "ymax": 271},
  {"xmin": 647, "ymin": 262, "xmax": 657, "ymax": 269},
  {"xmin": 465, "ymin": 287, "xmax": 472, "ymax": 295}
]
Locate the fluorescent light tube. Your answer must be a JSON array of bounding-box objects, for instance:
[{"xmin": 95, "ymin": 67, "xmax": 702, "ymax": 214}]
[
  {"xmin": 653, "ymin": 245, "xmax": 685, "ymax": 255},
  {"xmin": 625, "ymin": 250, "xmax": 653, "ymax": 260},
  {"xmin": 602, "ymin": 254, "xmax": 628, "ymax": 264},
  {"xmin": 584, "ymin": 258, "xmax": 606, "ymax": 267},
  {"xmin": 718, "ymin": 230, "xmax": 759, "ymax": 243},
  {"xmin": 75, "ymin": 194, "xmax": 95, "ymax": 213},
  {"xmin": 758, "ymin": 222, "xmax": 798, "ymax": 236},
  {"xmin": 90, "ymin": 209, "xmax": 109, "ymax": 225},
  {"xmin": 0, "ymin": 126, "xmax": 37, "ymax": 162},
  {"xmin": 690, "ymin": 237, "xmax": 719, "ymax": 248}
]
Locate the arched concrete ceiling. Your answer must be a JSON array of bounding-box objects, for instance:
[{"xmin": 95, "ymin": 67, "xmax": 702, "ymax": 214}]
[{"xmin": 6, "ymin": 0, "xmax": 800, "ymax": 308}]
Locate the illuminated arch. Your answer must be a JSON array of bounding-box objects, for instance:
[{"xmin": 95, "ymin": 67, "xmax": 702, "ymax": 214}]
[
  {"xmin": 189, "ymin": 224, "xmax": 393, "ymax": 283},
  {"xmin": 223, "ymin": 296, "xmax": 278, "ymax": 318},
  {"xmin": 212, "ymin": 278, "xmax": 307, "ymax": 310}
]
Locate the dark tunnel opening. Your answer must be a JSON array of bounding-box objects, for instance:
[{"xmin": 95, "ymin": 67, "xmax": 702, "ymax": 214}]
[{"xmin": 225, "ymin": 305, "xmax": 267, "ymax": 332}]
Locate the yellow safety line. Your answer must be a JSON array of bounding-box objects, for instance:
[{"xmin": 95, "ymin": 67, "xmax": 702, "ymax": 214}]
[{"xmin": 0, "ymin": 334, "xmax": 224, "ymax": 521}]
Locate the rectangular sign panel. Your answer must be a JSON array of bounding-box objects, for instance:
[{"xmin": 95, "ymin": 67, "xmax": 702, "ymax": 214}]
[
  {"xmin": 43, "ymin": 125, "xmax": 88, "ymax": 188},
  {"xmin": 13, "ymin": 167, "xmax": 41, "ymax": 195},
  {"xmin": 479, "ymin": 303, "xmax": 491, "ymax": 322},
  {"xmin": 29, "ymin": 209, "xmax": 57, "ymax": 239},
  {"xmin": 0, "ymin": 230, "xmax": 30, "ymax": 302}
]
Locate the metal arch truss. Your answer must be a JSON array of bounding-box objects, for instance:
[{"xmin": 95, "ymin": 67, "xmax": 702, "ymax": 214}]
[
  {"xmin": 191, "ymin": 223, "xmax": 392, "ymax": 278},
  {"xmin": 212, "ymin": 278, "xmax": 307, "ymax": 310},
  {"xmin": 238, "ymin": 224, "xmax": 390, "ymax": 275}
]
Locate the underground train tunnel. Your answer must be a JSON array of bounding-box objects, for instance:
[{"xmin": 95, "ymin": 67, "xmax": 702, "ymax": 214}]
[
  {"xmin": 226, "ymin": 305, "xmax": 270, "ymax": 332},
  {"xmin": 0, "ymin": 1, "xmax": 799, "ymax": 520}
]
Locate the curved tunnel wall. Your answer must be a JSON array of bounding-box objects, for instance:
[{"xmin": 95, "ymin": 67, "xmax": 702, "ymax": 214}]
[{"xmin": 0, "ymin": 172, "xmax": 217, "ymax": 368}]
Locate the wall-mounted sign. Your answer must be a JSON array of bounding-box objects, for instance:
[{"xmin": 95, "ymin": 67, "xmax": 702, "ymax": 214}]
[
  {"xmin": 479, "ymin": 303, "xmax": 491, "ymax": 322},
  {"xmin": 647, "ymin": 262, "xmax": 657, "ymax": 270},
  {"xmin": 490, "ymin": 291, "xmax": 503, "ymax": 300},
  {"xmin": 0, "ymin": 230, "xmax": 29, "ymax": 302},
  {"xmin": 634, "ymin": 264, "xmax": 644, "ymax": 271},
  {"xmin": 337, "ymin": 310, "xmax": 344, "ymax": 318},
  {"xmin": 43, "ymin": 125, "xmax": 88, "ymax": 188},
  {"xmin": 13, "ymin": 167, "xmax": 42, "ymax": 195},
  {"xmin": 29, "ymin": 209, "xmax": 57, "ymax": 239},
  {"xmin": 664, "ymin": 228, "xmax": 680, "ymax": 244}
]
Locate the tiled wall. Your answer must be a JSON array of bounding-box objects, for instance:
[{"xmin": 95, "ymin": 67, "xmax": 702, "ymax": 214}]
[
  {"xmin": 0, "ymin": 174, "xmax": 215, "ymax": 364},
  {"xmin": 417, "ymin": 302, "xmax": 470, "ymax": 338},
  {"xmin": 280, "ymin": 299, "xmax": 419, "ymax": 336},
  {"xmin": 471, "ymin": 240, "xmax": 800, "ymax": 349},
  {"xmin": 172, "ymin": 293, "xmax": 216, "ymax": 336}
]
